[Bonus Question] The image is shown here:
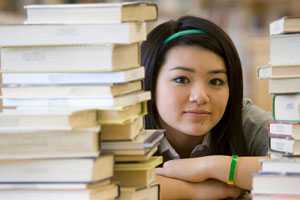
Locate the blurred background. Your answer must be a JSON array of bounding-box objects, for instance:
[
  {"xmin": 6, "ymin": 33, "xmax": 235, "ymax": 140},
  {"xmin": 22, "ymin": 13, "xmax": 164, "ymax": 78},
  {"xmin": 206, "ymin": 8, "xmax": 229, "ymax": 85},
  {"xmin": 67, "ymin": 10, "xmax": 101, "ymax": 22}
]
[{"xmin": 1, "ymin": 0, "xmax": 298, "ymax": 112}]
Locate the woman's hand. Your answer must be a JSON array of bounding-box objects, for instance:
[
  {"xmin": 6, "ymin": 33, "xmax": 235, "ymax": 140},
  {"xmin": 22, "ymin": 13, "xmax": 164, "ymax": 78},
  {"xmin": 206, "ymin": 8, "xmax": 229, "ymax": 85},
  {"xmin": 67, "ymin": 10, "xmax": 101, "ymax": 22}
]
[
  {"xmin": 156, "ymin": 156, "xmax": 266, "ymax": 190},
  {"xmin": 156, "ymin": 156, "xmax": 226, "ymax": 182},
  {"xmin": 157, "ymin": 175, "xmax": 243, "ymax": 200}
]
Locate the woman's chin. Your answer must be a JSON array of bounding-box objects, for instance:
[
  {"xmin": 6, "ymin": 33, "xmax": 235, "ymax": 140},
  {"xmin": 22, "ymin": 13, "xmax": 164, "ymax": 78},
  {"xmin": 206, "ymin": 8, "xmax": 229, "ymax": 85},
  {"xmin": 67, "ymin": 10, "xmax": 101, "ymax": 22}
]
[{"xmin": 180, "ymin": 127, "xmax": 208, "ymax": 137}]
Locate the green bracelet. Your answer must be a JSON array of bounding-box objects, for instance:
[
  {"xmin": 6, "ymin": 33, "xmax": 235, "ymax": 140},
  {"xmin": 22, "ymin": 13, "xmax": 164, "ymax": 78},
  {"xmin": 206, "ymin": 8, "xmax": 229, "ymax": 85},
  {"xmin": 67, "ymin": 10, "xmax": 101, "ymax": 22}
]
[{"xmin": 227, "ymin": 155, "xmax": 238, "ymax": 185}]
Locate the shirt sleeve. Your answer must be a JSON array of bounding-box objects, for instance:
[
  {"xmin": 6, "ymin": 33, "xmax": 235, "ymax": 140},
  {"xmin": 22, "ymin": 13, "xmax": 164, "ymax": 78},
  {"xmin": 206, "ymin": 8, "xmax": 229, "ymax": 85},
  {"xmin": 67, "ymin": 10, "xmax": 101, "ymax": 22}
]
[{"xmin": 242, "ymin": 99, "xmax": 272, "ymax": 156}]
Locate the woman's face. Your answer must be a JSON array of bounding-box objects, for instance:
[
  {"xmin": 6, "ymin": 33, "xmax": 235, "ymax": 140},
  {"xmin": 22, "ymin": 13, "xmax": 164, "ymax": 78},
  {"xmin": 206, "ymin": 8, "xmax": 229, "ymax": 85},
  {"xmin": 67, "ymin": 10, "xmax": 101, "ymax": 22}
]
[{"xmin": 155, "ymin": 45, "xmax": 229, "ymax": 137}]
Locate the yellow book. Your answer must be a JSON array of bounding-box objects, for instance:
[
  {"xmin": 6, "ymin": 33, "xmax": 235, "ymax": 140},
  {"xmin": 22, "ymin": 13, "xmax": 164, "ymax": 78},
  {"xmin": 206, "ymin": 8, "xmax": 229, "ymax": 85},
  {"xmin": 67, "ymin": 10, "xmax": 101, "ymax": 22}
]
[
  {"xmin": 115, "ymin": 146, "xmax": 158, "ymax": 162},
  {"xmin": 114, "ymin": 156, "xmax": 162, "ymax": 187},
  {"xmin": 102, "ymin": 116, "xmax": 143, "ymax": 141},
  {"xmin": 98, "ymin": 101, "xmax": 147, "ymax": 124},
  {"xmin": 120, "ymin": 184, "xmax": 159, "ymax": 200}
]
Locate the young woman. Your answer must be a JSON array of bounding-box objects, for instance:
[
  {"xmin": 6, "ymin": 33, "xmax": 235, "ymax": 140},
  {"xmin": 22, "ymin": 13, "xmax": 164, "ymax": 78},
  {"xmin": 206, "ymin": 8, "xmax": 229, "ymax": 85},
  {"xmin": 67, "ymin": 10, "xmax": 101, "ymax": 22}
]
[{"xmin": 141, "ymin": 16, "xmax": 271, "ymax": 199}]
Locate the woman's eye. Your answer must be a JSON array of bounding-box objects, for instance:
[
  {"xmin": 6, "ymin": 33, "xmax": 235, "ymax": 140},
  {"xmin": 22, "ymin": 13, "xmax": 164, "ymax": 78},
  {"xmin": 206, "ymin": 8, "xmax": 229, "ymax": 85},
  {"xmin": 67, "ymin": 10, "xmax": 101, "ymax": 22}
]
[
  {"xmin": 172, "ymin": 76, "xmax": 190, "ymax": 84},
  {"xmin": 209, "ymin": 78, "xmax": 226, "ymax": 86}
]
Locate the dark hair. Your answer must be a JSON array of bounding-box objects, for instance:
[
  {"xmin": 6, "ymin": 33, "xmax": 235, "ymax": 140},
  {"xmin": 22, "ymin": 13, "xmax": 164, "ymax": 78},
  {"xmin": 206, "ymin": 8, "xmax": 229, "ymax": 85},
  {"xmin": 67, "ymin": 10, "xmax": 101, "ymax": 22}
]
[{"xmin": 141, "ymin": 15, "xmax": 248, "ymax": 156}]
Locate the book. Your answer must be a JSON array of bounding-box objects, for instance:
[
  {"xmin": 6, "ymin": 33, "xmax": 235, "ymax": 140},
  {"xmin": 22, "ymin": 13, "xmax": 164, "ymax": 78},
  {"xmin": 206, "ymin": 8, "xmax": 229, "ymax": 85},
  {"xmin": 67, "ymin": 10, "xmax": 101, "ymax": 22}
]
[
  {"xmin": 270, "ymin": 121, "xmax": 300, "ymax": 140},
  {"xmin": 0, "ymin": 155, "xmax": 114, "ymax": 182},
  {"xmin": 115, "ymin": 146, "xmax": 158, "ymax": 162},
  {"xmin": 273, "ymin": 94, "xmax": 300, "ymax": 121},
  {"xmin": 261, "ymin": 158, "xmax": 300, "ymax": 173},
  {"xmin": 0, "ymin": 182, "xmax": 119, "ymax": 200},
  {"xmin": 1, "ymin": 81, "xmax": 142, "ymax": 99},
  {"xmin": 253, "ymin": 172, "xmax": 300, "ymax": 195},
  {"xmin": 99, "ymin": 101, "xmax": 147, "ymax": 124},
  {"xmin": 257, "ymin": 64, "xmax": 300, "ymax": 79},
  {"xmin": 114, "ymin": 156, "xmax": 162, "ymax": 187},
  {"xmin": 0, "ymin": 23, "xmax": 146, "ymax": 46},
  {"xmin": 101, "ymin": 116, "xmax": 143, "ymax": 141},
  {"xmin": 270, "ymin": 16, "xmax": 300, "ymax": 35},
  {"xmin": 0, "ymin": 109, "xmax": 99, "ymax": 129},
  {"xmin": 270, "ymin": 33, "xmax": 300, "ymax": 66},
  {"xmin": 253, "ymin": 193, "xmax": 300, "ymax": 200},
  {"xmin": 270, "ymin": 137, "xmax": 300, "ymax": 155},
  {"xmin": 25, "ymin": 2, "xmax": 157, "ymax": 24},
  {"xmin": 0, "ymin": 127, "xmax": 100, "ymax": 159},
  {"xmin": 1, "ymin": 91, "xmax": 151, "ymax": 110},
  {"xmin": 102, "ymin": 129, "xmax": 164, "ymax": 151},
  {"xmin": 1, "ymin": 43, "xmax": 140, "ymax": 73},
  {"xmin": 120, "ymin": 184, "xmax": 159, "ymax": 200},
  {"xmin": 1, "ymin": 67, "xmax": 145, "ymax": 85},
  {"xmin": 269, "ymin": 78, "xmax": 300, "ymax": 94}
]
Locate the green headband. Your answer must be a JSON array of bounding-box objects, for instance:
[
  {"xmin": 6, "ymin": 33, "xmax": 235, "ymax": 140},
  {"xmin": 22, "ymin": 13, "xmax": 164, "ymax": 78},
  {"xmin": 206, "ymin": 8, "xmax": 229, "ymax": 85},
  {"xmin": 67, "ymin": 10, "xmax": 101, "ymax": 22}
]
[{"xmin": 163, "ymin": 29, "xmax": 205, "ymax": 44}]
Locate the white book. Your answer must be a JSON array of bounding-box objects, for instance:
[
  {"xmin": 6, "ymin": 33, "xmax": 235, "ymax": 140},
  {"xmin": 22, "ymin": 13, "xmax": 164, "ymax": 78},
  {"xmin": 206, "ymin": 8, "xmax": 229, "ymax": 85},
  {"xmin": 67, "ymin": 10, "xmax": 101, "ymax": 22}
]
[
  {"xmin": 270, "ymin": 137, "xmax": 300, "ymax": 155},
  {"xmin": 270, "ymin": 34, "xmax": 300, "ymax": 66},
  {"xmin": 270, "ymin": 16, "xmax": 300, "ymax": 35},
  {"xmin": 1, "ymin": 81, "xmax": 142, "ymax": 99},
  {"xmin": 257, "ymin": 64, "xmax": 300, "ymax": 79},
  {"xmin": 0, "ymin": 23, "xmax": 146, "ymax": 46},
  {"xmin": 1, "ymin": 91, "xmax": 151, "ymax": 110},
  {"xmin": 0, "ymin": 184, "xmax": 118, "ymax": 200},
  {"xmin": 25, "ymin": 2, "xmax": 157, "ymax": 24},
  {"xmin": 273, "ymin": 94, "xmax": 300, "ymax": 121},
  {"xmin": 270, "ymin": 121, "xmax": 300, "ymax": 140},
  {"xmin": 0, "ymin": 128, "xmax": 100, "ymax": 159},
  {"xmin": 253, "ymin": 173, "xmax": 300, "ymax": 195},
  {"xmin": 269, "ymin": 78, "xmax": 300, "ymax": 94},
  {"xmin": 0, "ymin": 109, "xmax": 99, "ymax": 130},
  {"xmin": 1, "ymin": 43, "xmax": 140, "ymax": 72},
  {"xmin": 102, "ymin": 129, "xmax": 164, "ymax": 151},
  {"xmin": 1, "ymin": 67, "xmax": 145, "ymax": 85},
  {"xmin": 0, "ymin": 155, "xmax": 113, "ymax": 182},
  {"xmin": 261, "ymin": 158, "xmax": 300, "ymax": 173}
]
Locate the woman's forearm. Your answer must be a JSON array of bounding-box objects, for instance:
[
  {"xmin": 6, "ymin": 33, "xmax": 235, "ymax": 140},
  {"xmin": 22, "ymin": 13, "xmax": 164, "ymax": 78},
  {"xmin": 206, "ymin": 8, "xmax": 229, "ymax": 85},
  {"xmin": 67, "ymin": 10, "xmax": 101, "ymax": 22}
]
[
  {"xmin": 208, "ymin": 156, "xmax": 267, "ymax": 190},
  {"xmin": 157, "ymin": 175, "xmax": 242, "ymax": 200}
]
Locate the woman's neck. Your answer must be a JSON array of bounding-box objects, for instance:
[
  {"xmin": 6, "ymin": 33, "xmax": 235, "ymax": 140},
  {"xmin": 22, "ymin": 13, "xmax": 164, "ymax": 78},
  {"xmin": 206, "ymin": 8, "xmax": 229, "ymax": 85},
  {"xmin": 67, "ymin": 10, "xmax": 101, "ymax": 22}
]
[{"xmin": 162, "ymin": 123, "xmax": 205, "ymax": 158}]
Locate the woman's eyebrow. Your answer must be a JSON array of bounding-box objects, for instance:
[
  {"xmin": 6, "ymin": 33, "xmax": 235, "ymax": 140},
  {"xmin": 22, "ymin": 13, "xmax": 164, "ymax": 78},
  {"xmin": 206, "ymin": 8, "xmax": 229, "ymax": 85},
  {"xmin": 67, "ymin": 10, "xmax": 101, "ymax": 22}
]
[
  {"xmin": 169, "ymin": 66, "xmax": 195, "ymax": 73},
  {"xmin": 208, "ymin": 69, "xmax": 226, "ymax": 74}
]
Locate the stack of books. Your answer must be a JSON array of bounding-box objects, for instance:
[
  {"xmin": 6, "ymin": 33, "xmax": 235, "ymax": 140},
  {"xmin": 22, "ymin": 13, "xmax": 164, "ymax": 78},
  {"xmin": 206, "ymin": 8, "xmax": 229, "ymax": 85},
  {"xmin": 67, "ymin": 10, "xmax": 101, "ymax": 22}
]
[
  {"xmin": 0, "ymin": 1, "xmax": 161, "ymax": 200},
  {"xmin": 253, "ymin": 16, "xmax": 300, "ymax": 200}
]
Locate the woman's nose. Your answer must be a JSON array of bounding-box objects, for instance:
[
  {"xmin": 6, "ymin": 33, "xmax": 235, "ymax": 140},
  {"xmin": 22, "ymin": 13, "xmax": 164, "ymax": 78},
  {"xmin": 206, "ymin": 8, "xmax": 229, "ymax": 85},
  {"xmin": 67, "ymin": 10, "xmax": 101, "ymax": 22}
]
[{"xmin": 189, "ymin": 84, "xmax": 210, "ymax": 105}]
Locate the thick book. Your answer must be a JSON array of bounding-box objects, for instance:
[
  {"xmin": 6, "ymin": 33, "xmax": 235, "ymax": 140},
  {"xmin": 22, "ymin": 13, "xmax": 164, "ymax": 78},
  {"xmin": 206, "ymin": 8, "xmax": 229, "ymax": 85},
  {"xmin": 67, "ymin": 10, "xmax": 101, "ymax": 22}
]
[
  {"xmin": 101, "ymin": 116, "xmax": 143, "ymax": 141},
  {"xmin": 273, "ymin": 94, "xmax": 300, "ymax": 121},
  {"xmin": 270, "ymin": 16, "xmax": 300, "ymax": 35},
  {"xmin": 0, "ymin": 182, "xmax": 119, "ymax": 200},
  {"xmin": 1, "ymin": 91, "xmax": 151, "ymax": 110},
  {"xmin": 115, "ymin": 146, "xmax": 158, "ymax": 162},
  {"xmin": 1, "ymin": 81, "xmax": 142, "ymax": 99},
  {"xmin": 270, "ymin": 33, "xmax": 300, "ymax": 66},
  {"xmin": 102, "ymin": 129, "xmax": 164, "ymax": 151},
  {"xmin": 114, "ymin": 156, "xmax": 162, "ymax": 187},
  {"xmin": 0, "ymin": 109, "xmax": 99, "ymax": 129},
  {"xmin": 120, "ymin": 184, "xmax": 159, "ymax": 200},
  {"xmin": 270, "ymin": 137, "xmax": 300, "ymax": 155},
  {"xmin": 253, "ymin": 172, "xmax": 300, "ymax": 195},
  {"xmin": 1, "ymin": 67, "xmax": 145, "ymax": 85},
  {"xmin": 25, "ymin": 2, "xmax": 157, "ymax": 24},
  {"xmin": 270, "ymin": 121, "xmax": 300, "ymax": 140},
  {"xmin": 0, "ymin": 127, "xmax": 100, "ymax": 159},
  {"xmin": 0, "ymin": 155, "xmax": 114, "ymax": 183},
  {"xmin": 261, "ymin": 158, "xmax": 300, "ymax": 173},
  {"xmin": 99, "ymin": 101, "xmax": 147, "ymax": 124},
  {"xmin": 257, "ymin": 64, "xmax": 300, "ymax": 79},
  {"xmin": 269, "ymin": 78, "xmax": 300, "ymax": 94},
  {"xmin": 1, "ymin": 43, "xmax": 140, "ymax": 72},
  {"xmin": 0, "ymin": 23, "xmax": 146, "ymax": 46},
  {"xmin": 253, "ymin": 193, "xmax": 300, "ymax": 200}
]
